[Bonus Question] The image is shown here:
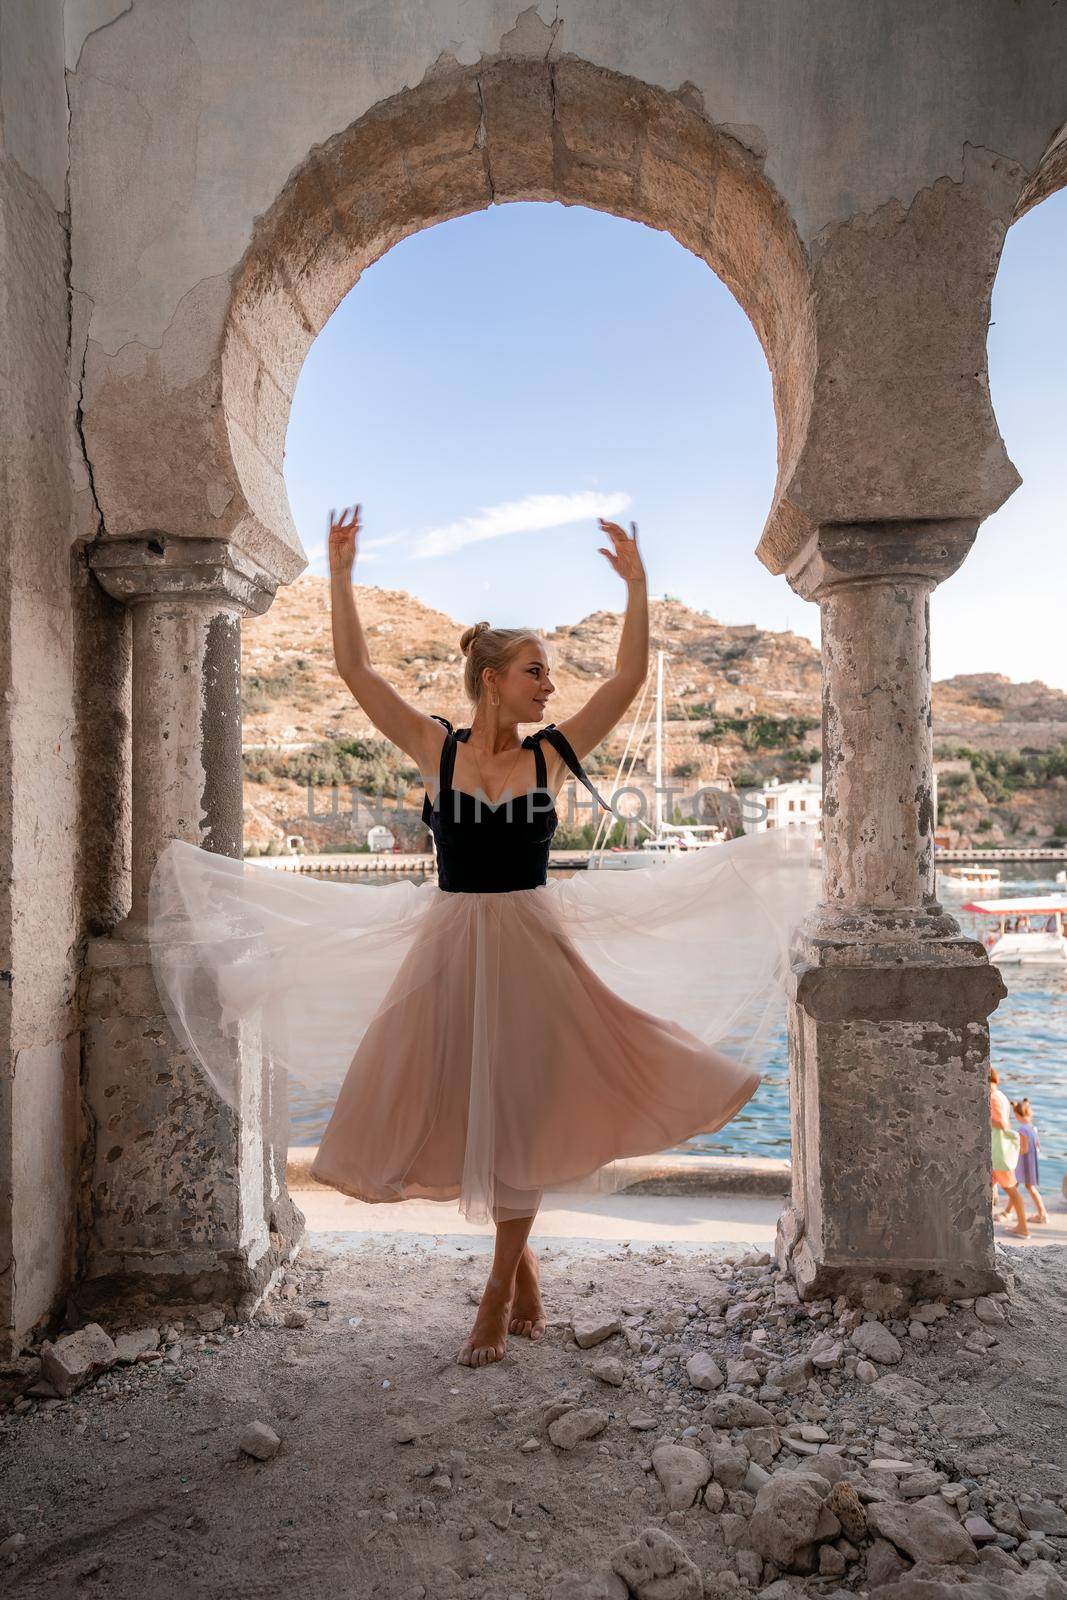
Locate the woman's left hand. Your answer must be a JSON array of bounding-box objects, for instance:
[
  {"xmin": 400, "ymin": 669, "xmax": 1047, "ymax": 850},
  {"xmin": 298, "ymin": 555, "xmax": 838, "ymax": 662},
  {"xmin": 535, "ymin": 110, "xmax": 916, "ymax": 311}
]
[{"xmin": 597, "ymin": 518, "xmax": 646, "ymax": 586}]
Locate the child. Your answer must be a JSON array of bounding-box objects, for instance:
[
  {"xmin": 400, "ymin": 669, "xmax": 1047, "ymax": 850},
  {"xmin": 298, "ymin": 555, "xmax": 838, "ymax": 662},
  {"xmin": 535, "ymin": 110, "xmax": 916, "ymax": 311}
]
[{"xmin": 1012, "ymin": 1098, "xmax": 1048, "ymax": 1225}]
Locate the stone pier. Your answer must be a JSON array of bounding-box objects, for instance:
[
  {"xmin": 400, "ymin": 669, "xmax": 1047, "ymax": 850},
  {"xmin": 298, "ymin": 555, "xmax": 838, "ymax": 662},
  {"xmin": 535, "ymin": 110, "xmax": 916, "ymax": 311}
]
[
  {"xmin": 77, "ymin": 539, "xmax": 304, "ymax": 1318},
  {"xmin": 777, "ymin": 524, "xmax": 1009, "ymax": 1300}
]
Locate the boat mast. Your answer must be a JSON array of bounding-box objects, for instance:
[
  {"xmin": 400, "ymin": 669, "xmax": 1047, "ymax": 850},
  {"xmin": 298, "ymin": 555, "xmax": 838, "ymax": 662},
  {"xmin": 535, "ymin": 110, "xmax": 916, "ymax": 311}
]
[{"xmin": 654, "ymin": 648, "xmax": 664, "ymax": 834}]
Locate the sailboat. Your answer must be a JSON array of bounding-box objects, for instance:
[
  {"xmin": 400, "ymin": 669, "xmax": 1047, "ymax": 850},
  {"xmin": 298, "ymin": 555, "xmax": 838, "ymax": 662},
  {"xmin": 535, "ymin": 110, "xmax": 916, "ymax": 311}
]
[{"xmin": 587, "ymin": 650, "xmax": 730, "ymax": 871}]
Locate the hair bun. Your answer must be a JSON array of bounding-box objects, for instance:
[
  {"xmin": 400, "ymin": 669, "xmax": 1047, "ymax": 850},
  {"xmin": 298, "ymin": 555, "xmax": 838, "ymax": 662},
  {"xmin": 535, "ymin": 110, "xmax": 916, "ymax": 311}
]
[{"xmin": 459, "ymin": 619, "xmax": 492, "ymax": 656}]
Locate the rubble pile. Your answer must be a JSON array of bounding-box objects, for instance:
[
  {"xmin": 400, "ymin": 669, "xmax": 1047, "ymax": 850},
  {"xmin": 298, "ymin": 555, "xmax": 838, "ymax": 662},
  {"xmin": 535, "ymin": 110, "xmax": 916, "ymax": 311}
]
[{"xmin": 1, "ymin": 1244, "xmax": 1065, "ymax": 1598}]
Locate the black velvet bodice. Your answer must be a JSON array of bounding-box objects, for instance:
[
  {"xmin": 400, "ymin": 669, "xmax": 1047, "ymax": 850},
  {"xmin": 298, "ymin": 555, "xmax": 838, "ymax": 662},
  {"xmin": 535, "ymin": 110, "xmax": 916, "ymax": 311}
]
[{"xmin": 421, "ymin": 717, "xmax": 617, "ymax": 893}]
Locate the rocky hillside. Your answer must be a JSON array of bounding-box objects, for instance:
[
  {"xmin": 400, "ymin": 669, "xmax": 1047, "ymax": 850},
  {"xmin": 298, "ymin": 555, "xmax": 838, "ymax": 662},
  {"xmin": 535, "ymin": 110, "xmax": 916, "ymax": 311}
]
[{"xmin": 240, "ymin": 576, "xmax": 1067, "ymax": 852}]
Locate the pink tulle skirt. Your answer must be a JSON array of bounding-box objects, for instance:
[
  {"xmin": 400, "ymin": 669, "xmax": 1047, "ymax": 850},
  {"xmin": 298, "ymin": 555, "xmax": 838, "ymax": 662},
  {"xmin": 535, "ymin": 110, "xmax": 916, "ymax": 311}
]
[{"xmin": 146, "ymin": 828, "xmax": 819, "ymax": 1224}]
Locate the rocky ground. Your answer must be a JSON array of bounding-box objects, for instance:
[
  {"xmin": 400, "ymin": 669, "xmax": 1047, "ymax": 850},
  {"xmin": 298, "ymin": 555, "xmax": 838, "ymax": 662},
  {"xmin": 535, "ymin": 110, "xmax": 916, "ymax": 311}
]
[{"xmin": 1, "ymin": 1238, "xmax": 1065, "ymax": 1599}]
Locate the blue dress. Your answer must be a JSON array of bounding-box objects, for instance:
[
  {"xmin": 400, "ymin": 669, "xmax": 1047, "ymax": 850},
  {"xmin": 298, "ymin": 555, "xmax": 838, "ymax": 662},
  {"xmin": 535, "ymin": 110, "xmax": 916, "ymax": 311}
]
[{"xmin": 1015, "ymin": 1121, "xmax": 1041, "ymax": 1187}]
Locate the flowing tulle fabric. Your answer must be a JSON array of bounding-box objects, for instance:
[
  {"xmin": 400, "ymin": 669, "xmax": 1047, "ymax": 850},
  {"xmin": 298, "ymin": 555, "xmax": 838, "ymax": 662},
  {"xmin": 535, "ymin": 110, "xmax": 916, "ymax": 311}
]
[{"xmin": 146, "ymin": 827, "xmax": 820, "ymax": 1223}]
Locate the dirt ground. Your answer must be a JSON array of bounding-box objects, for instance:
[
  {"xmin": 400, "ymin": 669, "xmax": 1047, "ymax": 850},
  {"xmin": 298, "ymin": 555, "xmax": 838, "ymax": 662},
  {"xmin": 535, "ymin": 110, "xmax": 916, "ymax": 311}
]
[{"xmin": 1, "ymin": 1235, "xmax": 1065, "ymax": 1599}]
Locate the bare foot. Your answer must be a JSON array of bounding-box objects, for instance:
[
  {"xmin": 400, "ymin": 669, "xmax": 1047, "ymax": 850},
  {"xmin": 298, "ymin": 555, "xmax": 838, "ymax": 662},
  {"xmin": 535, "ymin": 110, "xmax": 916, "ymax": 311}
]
[
  {"xmin": 999, "ymin": 1224, "xmax": 1031, "ymax": 1238},
  {"xmin": 509, "ymin": 1245, "xmax": 548, "ymax": 1340},
  {"xmin": 457, "ymin": 1273, "xmax": 513, "ymax": 1367},
  {"xmin": 1028, "ymin": 1212, "xmax": 1048, "ymax": 1224}
]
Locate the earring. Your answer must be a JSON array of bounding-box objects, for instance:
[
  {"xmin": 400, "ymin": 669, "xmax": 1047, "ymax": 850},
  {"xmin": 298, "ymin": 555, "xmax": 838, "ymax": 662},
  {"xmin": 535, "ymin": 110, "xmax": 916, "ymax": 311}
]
[{"xmin": 490, "ymin": 691, "xmax": 499, "ymax": 707}]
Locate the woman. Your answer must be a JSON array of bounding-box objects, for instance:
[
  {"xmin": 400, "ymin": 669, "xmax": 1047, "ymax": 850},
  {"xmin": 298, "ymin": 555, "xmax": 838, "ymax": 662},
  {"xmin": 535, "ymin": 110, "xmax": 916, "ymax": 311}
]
[
  {"xmin": 146, "ymin": 504, "xmax": 819, "ymax": 1368},
  {"xmin": 989, "ymin": 1068, "xmax": 1028, "ymax": 1239}
]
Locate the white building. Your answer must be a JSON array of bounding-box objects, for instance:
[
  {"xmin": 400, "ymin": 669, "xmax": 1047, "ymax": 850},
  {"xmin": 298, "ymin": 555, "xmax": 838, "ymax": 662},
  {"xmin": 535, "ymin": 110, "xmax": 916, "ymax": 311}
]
[
  {"xmin": 743, "ymin": 763, "xmax": 823, "ymax": 836},
  {"xmin": 366, "ymin": 824, "xmax": 397, "ymax": 853}
]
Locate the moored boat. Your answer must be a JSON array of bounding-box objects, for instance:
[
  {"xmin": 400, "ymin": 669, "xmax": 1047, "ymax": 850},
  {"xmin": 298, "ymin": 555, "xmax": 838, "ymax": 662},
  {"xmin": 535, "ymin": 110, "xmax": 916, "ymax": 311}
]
[{"xmin": 962, "ymin": 894, "xmax": 1067, "ymax": 966}]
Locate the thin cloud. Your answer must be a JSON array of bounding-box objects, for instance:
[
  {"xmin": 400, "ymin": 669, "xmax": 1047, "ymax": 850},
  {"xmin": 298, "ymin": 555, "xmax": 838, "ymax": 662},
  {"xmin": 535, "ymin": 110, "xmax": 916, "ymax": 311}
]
[
  {"xmin": 304, "ymin": 490, "xmax": 631, "ymax": 569},
  {"xmin": 406, "ymin": 490, "xmax": 633, "ymax": 559}
]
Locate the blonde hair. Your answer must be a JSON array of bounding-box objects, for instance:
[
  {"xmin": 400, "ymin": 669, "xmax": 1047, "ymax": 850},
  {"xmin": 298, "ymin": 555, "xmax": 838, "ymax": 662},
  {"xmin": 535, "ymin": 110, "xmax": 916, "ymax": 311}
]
[{"xmin": 459, "ymin": 621, "xmax": 542, "ymax": 706}]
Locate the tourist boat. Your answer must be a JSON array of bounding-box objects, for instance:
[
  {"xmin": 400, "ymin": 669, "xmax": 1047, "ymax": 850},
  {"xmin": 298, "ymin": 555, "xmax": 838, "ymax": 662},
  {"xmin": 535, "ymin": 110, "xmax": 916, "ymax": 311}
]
[
  {"xmin": 937, "ymin": 862, "xmax": 1003, "ymax": 891},
  {"xmin": 588, "ymin": 650, "xmax": 730, "ymax": 871},
  {"xmin": 593, "ymin": 823, "xmax": 729, "ymax": 870},
  {"xmin": 961, "ymin": 895, "xmax": 1067, "ymax": 965}
]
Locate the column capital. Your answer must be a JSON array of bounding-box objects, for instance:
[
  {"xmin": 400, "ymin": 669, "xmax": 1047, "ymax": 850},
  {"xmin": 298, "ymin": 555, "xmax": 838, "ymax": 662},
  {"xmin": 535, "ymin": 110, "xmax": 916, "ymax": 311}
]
[
  {"xmin": 87, "ymin": 535, "xmax": 278, "ymax": 617},
  {"xmin": 784, "ymin": 519, "xmax": 978, "ymax": 603}
]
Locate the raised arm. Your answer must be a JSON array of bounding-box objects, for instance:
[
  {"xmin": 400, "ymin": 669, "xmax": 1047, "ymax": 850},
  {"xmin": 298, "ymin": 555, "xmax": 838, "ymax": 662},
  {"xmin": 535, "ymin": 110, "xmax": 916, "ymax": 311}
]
[
  {"xmin": 328, "ymin": 504, "xmax": 446, "ymax": 772},
  {"xmin": 552, "ymin": 519, "xmax": 649, "ymax": 764}
]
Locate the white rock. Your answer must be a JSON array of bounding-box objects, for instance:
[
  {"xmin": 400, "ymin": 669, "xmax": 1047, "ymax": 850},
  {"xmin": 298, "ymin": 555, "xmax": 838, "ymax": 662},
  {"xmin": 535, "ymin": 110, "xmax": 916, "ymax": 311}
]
[
  {"xmin": 851, "ymin": 1322, "xmax": 903, "ymax": 1366},
  {"xmin": 239, "ymin": 1421, "xmax": 281, "ymax": 1461},
  {"xmin": 685, "ymin": 1352, "xmax": 725, "ymax": 1391},
  {"xmin": 710, "ymin": 1440, "xmax": 750, "ymax": 1488},
  {"xmin": 40, "ymin": 1325, "xmax": 118, "ymax": 1397},
  {"xmin": 113, "ymin": 1328, "xmax": 160, "ymax": 1364},
  {"xmin": 703, "ymin": 1480, "xmax": 726, "ymax": 1512},
  {"xmin": 767, "ymin": 1352, "xmax": 813, "ymax": 1392},
  {"xmin": 866, "ymin": 1495, "xmax": 978, "ymax": 1565},
  {"xmin": 549, "ymin": 1407, "xmax": 609, "ymax": 1450},
  {"xmin": 911, "ymin": 1301, "xmax": 950, "ymax": 1323},
  {"xmin": 651, "ymin": 1444, "xmax": 712, "ymax": 1511},
  {"xmin": 572, "ymin": 1315, "xmax": 622, "ymax": 1349},
  {"xmin": 747, "ymin": 1469, "xmax": 842, "ymax": 1573},
  {"xmin": 591, "ymin": 1355, "xmax": 626, "ymax": 1386},
  {"xmin": 810, "ymin": 1338, "xmax": 844, "ymax": 1370}
]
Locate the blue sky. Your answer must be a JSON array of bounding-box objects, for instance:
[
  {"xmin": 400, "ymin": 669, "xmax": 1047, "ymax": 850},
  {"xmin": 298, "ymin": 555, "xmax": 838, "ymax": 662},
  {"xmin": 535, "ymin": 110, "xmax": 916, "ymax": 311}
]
[{"xmin": 285, "ymin": 191, "xmax": 1067, "ymax": 692}]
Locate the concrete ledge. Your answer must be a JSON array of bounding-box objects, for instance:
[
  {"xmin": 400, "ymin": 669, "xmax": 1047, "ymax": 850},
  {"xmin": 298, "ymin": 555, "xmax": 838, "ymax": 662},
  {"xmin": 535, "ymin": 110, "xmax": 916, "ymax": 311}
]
[{"xmin": 287, "ymin": 1147, "xmax": 790, "ymax": 1198}]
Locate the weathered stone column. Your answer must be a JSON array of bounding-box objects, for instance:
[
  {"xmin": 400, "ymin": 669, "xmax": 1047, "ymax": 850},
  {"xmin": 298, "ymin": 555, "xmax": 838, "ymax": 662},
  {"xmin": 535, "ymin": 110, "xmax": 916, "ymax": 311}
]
[
  {"xmin": 79, "ymin": 537, "xmax": 304, "ymax": 1318},
  {"xmin": 777, "ymin": 522, "xmax": 1008, "ymax": 1302}
]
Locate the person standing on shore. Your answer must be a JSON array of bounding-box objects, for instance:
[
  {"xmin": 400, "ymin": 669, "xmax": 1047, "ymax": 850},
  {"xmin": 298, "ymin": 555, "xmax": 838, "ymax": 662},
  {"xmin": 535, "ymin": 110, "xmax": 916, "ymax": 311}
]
[
  {"xmin": 1010, "ymin": 1098, "xmax": 1048, "ymax": 1226},
  {"xmin": 990, "ymin": 1068, "xmax": 1028, "ymax": 1239}
]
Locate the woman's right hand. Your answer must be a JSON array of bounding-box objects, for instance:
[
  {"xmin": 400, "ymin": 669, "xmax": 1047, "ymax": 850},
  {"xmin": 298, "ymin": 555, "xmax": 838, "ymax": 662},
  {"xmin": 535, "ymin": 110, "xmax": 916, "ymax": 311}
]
[{"xmin": 328, "ymin": 504, "xmax": 361, "ymax": 574}]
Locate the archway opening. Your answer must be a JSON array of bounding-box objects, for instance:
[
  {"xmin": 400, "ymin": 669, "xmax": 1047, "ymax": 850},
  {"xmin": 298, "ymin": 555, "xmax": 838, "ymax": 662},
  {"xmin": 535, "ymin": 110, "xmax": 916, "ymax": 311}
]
[
  {"xmin": 225, "ymin": 58, "xmax": 818, "ymax": 1231},
  {"xmin": 263, "ymin": 198, "xmax": 811, "ymax": 1184}
]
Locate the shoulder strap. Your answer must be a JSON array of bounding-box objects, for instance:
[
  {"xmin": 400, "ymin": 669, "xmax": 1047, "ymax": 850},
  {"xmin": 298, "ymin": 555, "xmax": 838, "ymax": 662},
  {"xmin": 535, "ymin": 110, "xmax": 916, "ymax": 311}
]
[
  {"xmin": 421, "ymin": 716, "xmax": 454, "ymax": 826},
  {"xmin": 527, "ymin": 724, "xmax": 624, "ymax": 820}
]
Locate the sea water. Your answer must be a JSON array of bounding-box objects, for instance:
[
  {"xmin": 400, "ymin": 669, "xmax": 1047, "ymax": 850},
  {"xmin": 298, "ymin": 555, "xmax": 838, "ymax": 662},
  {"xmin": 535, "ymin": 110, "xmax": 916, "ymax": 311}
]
[{"xmin": 288, "ymin": 860, "xmax": 1066, "ymax": 1201}]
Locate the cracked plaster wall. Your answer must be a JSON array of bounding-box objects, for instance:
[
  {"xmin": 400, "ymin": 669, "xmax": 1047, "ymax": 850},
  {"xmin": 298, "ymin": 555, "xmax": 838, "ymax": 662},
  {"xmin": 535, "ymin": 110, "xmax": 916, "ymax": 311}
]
[
  {"xmin": 67, "ymin": 0, "xmax": 1067, "ymax": 573},
  {"xmin": 0, "ymin": 0, "xmax": 106, "ymax": 1358}
]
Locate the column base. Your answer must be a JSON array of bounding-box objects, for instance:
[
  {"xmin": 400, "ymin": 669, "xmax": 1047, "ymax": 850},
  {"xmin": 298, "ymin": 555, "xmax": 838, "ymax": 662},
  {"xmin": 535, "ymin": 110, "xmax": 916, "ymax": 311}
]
[
  {"xmin": 77, "ymin": 934, "xmax": 305, "ymax": 1323},
  {"xmin": 780, "ymin": 922, "xmax": 1009, "ymax": 1304}
]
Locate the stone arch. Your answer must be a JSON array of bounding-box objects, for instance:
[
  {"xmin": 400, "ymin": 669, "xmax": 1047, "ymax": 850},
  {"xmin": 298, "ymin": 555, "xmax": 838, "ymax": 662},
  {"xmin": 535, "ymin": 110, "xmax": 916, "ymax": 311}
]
[
  {"xmin": 1012, "ymin": 119, "xmax": 1067, "ymax": 222},
  {"xmin": 220, "ymin": 56, "xmax": 814, "ymax": 579}
]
